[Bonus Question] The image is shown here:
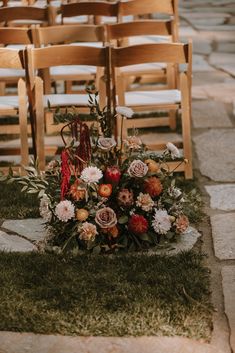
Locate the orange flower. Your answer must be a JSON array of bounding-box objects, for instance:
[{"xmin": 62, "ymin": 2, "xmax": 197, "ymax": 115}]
[
  {"xmin": 144, "ymin": 176, "xmax": 163, "ymax": 198},
  {"xmin": 144, "ymin": 159, "xmax": 159, "ymax": 173},
  {"xmin": 98, "ymin": 184, "xmax": 112, "ymax": 198},
  {"xmin": 70, "ymin": 180, "xmax": 86, "ymax": 201},
  {"xmin": 76, "ymin": 209, "xmax": 89, "ymax": 222},
  {"xmin": 102, "ymin": 225, "xmax": 119, "ymax": 238}
]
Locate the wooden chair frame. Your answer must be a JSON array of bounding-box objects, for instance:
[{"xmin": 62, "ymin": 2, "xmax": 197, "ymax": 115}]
[
  {"xmin": 110, "ymin": 42, "xmax": 193, "ymax": 179},
  {"xmin": 0, "ymin": 48, "xmax": 28, "ymax": 172},
  {"xmin": 23, "ymin": 44, "xmax": 111, "ymax": 170},
  {"xmin": 29, "ymin": 23, "xmax": 106, "ymax": 95}
]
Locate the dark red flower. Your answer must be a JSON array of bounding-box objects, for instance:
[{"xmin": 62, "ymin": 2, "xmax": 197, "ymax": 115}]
[
  {"xmin": 105, "ymin": 166, "xmax": 121, "ymax": 185},
  {"xmin": 128, "ymin": 214, "xmax": 148, "ymax": 235}
]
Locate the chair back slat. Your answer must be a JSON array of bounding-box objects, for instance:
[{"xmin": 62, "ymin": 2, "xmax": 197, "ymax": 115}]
[
  {"xmin": 0, "ymin": 27, "xmax": 31, "ymax": 44},
  {"xmin": 111, "ymin": 43, "xmax": 189, "ymax": 67},
  {"xmin": 106, "ymin": 20, "xmax": 172, "ymax": 41},
  {"xmin": 29, "ymin": 23, "xmax": 105, "ymax": 46},
  {"xmin": 119, "ymin": 0, "xmax": 175, "ymax": 16},
  {"xmin": 0, "ymin": 47, "xmax": 22, "ymax": 68},
  {"xmin": 0, "ymin": 5, "xmax": 55, "ymax": 25},
  {"xmin": 26, "ymin": 45, "xmax": 108, "ymax": 70},
  {"xmin": 61, "ymin": 1, "xmax": 119, "ymax": 18}
]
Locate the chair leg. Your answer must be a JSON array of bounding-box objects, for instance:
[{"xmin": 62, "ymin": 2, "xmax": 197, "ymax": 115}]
[
  {"xmin": 18, "ymin": 79, "xmax": 29, "ymax": 174},
  {"xmin": 180, "ymin": 73, "xmax": 192, "ymax": 179},
  {"xmin": 35, "ymin": 77, "xmax": 46, "ymax": 171},
  {"xmin": 169, "ymin": 109, "xmax": 177, "ymax": 130}
]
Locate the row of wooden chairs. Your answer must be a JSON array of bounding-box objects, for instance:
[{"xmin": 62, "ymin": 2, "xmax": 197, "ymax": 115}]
[
  {"xmin": 0, "ymin": 39, "xmax": 192, "ymax": 178},
  {"xmin": 0, "ymin": 0, "xmax": 179, "ymax": 28},
  {"xmin": 0, "ymin": 20, "xmax": 177, "ymax": 133}
]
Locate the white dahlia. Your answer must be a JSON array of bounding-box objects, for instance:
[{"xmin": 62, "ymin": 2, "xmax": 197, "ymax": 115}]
[
  {"xmin": 166, "ymin": 142, "xmax": 181, "ymax": 159},
  {"xmin": 55, "ymin": 200, "xmax": 75, "ymax": 222},
  {"xmin": 116, "ymin": 106, "xmax": 134, "ymax": 118},
  {"xmin": 81, "ymin": 166, "xmax": 103, "ymax": 184},
  {"xmin": 152, "ymin": 209, "xmax": 171, "ymax": 235}
]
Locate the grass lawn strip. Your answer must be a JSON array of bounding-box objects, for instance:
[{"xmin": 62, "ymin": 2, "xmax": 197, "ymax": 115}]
[{"xmin": 0, "ymin": 251, "xmax": 212, "ymax": 339}]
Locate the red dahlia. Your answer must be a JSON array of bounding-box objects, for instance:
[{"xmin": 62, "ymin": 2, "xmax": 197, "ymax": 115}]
[
  {"xmin": 128, "ymin": 214, "xmax": 148, "ymax": 235},
  {"xmin": 144, "ymin": 176, "xmax": 163, "ymax": 198}
]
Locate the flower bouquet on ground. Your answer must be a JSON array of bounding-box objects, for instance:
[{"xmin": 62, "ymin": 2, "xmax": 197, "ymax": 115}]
[{"xmin": 10, "ymin": 94, "xmax": 201, "ymax": 254}]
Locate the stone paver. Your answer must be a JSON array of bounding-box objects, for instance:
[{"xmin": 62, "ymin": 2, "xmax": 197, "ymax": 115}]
[
  {"xmin": 2, "ymin": 218, "xmax": 46, "ymax": 242},
  {"xmin": 0, "ymin": 333, "xmax": 223, "ymax": 353},
  {"xmin": 193, "ymin": 129, "xmax": 235, "ymax": 182},
  {"xmin": 192, "ymin": 100, "xmax": 232, "ymax": 128},
  {"xmin": 192, "ymin": 55, "xmax": 215, "ymax": 72},
  {"xmin": 205, "ymin": 185, "xmax": 235, "ymax": 211},
  {"xmin": 221, "ymin": 266, "xmax": 235, "ymax": 353},
  {"xmin": 210, "ymin": 213, "xmax": 235, "ymax": 260},
  {"xmin": 0, "ymin": 230, "xmax": 35, "ymax": 252},
  {"xmin": 153, "ymin": 226, "xmax": 201, "ymax": 255},
  {"xmin": 192, "ymin": 82, "xmax": 235, "ymax": 103}
]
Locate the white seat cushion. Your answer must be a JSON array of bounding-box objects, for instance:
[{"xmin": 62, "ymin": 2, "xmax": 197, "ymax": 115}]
[
  {"xmin": 44, "ymin": 94, "xmax": 92, "ymax": 107},
  {"xmin": 120, "ymin": 62, "xmax": 166, "ymax": 74},
  {"xmin": 124, "ymin": 90, "xmax": 181, "ymax": 106},
  {"xmin": 0, "ymin": 96, "xmax": 19, "ymax": 109},
  {"xmin": 0, "ymin": 68, "xmax": 24, "ymax": 79},
  {"xmin": 129, "ymin": 35, "xmax": 171, "ymax": 46},
  {"xmin": 50, "ymin": 65, "xmax": 96, "ymax": 78}
]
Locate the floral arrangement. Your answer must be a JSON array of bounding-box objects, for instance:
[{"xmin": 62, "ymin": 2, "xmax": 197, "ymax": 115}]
[{"xmin": 11, "ymin": 93, "xmax": 200, "ymax": 254}]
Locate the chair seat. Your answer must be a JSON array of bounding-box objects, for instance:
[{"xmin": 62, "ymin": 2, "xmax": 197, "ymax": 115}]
[
  {"xmin": 120, "ymin": 62, "xmax": 166, "ymax": 74},
  {"xmin": 129, "ymin": 35, "xmax": 171, "ymax": 46},
  {"xmin": 0, "ymin": 68, "xmax": 24, "ymax": 79},
  {"xmin": 0, "ymin": 95, "xmax": 19, "ymax": 109},
  {"xmin": 124, "ymin": 90, "xmax": 181, "ymax": 106},
  {"xmin": 50, "ymin": 65, "xmax": 97, "ymax": 78},
  {"xmin": 44, "ymin": 94, "xmax": 92, "ymax": 107}
]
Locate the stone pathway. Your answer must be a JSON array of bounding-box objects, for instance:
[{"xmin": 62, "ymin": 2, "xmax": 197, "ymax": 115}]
[
  {"xmin": 1, "ymin": 0, "xmax": 235, "ymax": 352},
  {"xmin": 179, "ymin": 1, "xmax": 235, "ymax": 352}
]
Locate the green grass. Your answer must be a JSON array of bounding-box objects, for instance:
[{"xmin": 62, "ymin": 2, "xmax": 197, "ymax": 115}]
[
  {"xmin": 0, "ymin": 182, "xmax": 39, "ymax": 219},
  {"xmin": 0, "ymin": 251, "xmax": 212, "ymax": 339}
]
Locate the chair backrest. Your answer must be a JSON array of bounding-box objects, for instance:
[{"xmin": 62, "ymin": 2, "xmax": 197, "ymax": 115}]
[
  {"xmin": 106, "ymin": 20, "xmax": 174, "ymax": 43},
  {"xmin": 118, "ymin": 0, "xmax": 179, "ymax": 39},
  {"xmin": 0, "ymin": 5, "xmax": 56, "ymax": 26},
  {"xmin": 29, "ymin": 23, "xmax": 106, "ymax": 47},
  {"xmin": 0, "ymin": 26, "xmax": 31, "ymax": 44},
  {"xmin": 60, "ymin": 1, "xmax": 119, "ymax": 25}
]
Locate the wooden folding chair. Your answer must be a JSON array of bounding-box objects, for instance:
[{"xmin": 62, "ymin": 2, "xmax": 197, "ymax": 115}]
[
  {"xmin": 106, "ymin": 19, "xmax": 179, "ymax": 130},
  {"xmin": 118, "ymin": 0, "xmax": 179, "ymax": 40},
  {"xmin": 111, "ymin": 42, "xmax": 193, "ymax": 179},
  {"xmin": 29, "ymin": 23, "xmax": 106, "ymax": 95},
  {"xmin": 0, "ymin": 48, "xmax": 28, "ymax": 173},
  {"xmin": 23, "ymin": 44, "xmax": 111, "ymax": 170}
]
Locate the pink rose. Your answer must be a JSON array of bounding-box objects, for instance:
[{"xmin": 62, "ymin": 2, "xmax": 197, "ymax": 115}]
[
  {"xmin": 95, "ymin": 207, "xmax": 117, "ymax": 229},
  {"xmin": 127, "ymin": 160, "xmax": 148, "ymax": 178}
]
